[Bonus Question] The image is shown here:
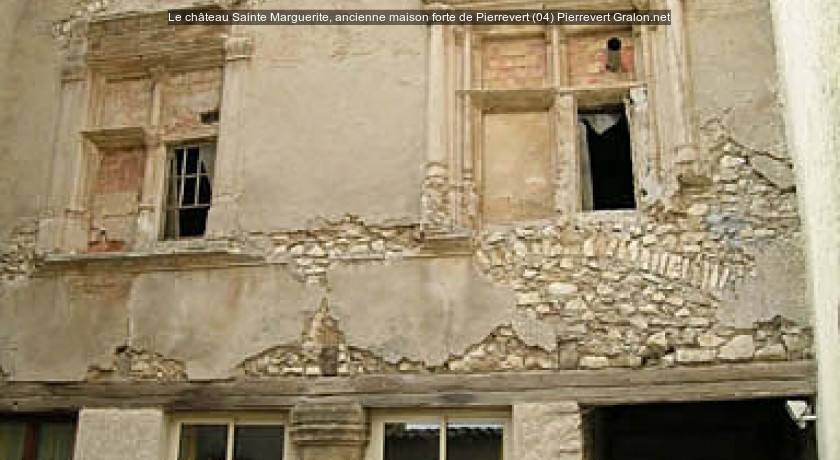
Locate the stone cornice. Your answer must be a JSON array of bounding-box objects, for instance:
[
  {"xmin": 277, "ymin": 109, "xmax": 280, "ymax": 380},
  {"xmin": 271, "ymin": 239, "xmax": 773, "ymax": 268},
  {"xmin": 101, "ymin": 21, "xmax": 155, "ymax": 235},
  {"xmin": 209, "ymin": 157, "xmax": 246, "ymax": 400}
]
[{"xmin": 34, "ymin": 246, "xmax": 263, "ymax": 276}]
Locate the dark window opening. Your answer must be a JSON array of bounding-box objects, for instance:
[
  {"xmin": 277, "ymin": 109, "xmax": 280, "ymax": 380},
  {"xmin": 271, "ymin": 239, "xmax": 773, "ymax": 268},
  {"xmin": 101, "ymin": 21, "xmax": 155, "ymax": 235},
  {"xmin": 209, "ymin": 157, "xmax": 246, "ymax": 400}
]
[
  {"xmin": 178, "ymin": 424, "xmax": 285, "ymax": 460},
  {"xmin": 165, "ymin": 143, "xmax": 215, "ymax": 239},
  {"xmin": 233, "ymin": 426, "xmax": 285, "ymax": 460},
  {"xmin": 446, "ymin": 423, "xmax": 503, "ymax": 460},
  {"xmin": 606, "ymin": 37, "xmax": 623, "ymax": 72},
  {"xmin": 588, "ymin": 399, "xmax": 816, "ymax": 460},
  {"xmin": 178, "ymin": 425, "xmax": 227, "ymax": 460},
  {"xmin": 0, "ymin": 415, "xmax": 77, "ymax": 460},
  {"xmin": 200, "ymin": 110, "xmax": 220, "ymax": 125},
  {"xmin": 579, "ymin": 108, "xmax": 636, "ymax": 211},
  {"xmin": 384, "ymin": 423, "xmax": 440, "ymax": 460}
]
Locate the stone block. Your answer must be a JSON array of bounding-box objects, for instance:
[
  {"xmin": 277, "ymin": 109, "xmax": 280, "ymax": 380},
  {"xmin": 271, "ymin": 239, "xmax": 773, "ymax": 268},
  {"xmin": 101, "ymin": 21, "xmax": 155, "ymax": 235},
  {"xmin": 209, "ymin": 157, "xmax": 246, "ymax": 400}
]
[
  {"xmin": 675, "ymin": 347, "xmax": 716, "ymax": 364},
  {"xmin": 513, "ymin": 402, "xmax": 583, "ymax": 460},
  {"xmin": 548, "ymin": 282, "xmax": 579, "ymax": 298},
  {"xmin": 73, "ymin": 408, "xmax": 164, "ymax": 460},
  {"xmin": 719, "ymin": 335, "xmax": 756, "ymax": 361},
  {"xmin": 290, "ymin": 402, "xmax": 367, "ymax": 460},
  {"xmin": 750, "ymin": 155, "xmax": 795, "ymax": 191}
]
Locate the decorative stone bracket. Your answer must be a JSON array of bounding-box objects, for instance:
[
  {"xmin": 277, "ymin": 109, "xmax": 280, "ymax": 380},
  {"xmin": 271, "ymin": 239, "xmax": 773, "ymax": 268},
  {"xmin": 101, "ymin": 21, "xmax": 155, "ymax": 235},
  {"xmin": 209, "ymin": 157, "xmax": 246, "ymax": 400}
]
[{"xmin": 290, "ymin": 403, "xmax": 367, "ymax": 460}]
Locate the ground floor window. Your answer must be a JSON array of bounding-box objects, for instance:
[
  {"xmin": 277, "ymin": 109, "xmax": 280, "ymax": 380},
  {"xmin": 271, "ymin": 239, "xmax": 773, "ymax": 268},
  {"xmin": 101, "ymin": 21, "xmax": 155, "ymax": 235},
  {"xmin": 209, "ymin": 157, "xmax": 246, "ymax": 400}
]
[
  {"xmin": 0, "ymin": 415, "xmax": 76, "ymax": 460},
  {"xmin": 370, "ymin": 411, "xmax": 509, "ymax": 460},
  {"xmin": 170, "ymin": 414, "xmax": 288, "ymax": 460}
]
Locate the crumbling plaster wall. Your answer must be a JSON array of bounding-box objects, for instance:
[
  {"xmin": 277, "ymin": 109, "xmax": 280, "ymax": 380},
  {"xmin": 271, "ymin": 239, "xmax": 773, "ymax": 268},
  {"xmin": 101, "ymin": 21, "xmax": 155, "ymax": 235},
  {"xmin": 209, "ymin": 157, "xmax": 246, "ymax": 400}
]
[
  {"xmin": 682, "ymin": 0, "xmax": 808, "ymax": 325},
  {"xmin": 237, "ymin": 0, "xmax": 427, "ymax": 230},
  {"xmin": 0, "ymin": 0, "xmax": 27, "ymax": 72},
  {"xmin": 685, "ymin": 0, "xmax": 787, "ymax": 156},
  {"xmin": 0, "ymin": 0, "xmax": 76, "ymax": 240},
  {"xmin": 0, "ymin": 0, "xmax": 816, "ymax": 383}
]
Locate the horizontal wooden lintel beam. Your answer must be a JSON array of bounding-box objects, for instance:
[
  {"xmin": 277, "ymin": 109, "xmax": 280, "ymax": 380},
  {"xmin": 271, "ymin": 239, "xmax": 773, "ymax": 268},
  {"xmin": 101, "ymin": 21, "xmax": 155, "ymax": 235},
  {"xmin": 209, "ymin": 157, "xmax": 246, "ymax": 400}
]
[{"xmin": 0, "ymin": 361, "xmax": 815, "ymax": 412}]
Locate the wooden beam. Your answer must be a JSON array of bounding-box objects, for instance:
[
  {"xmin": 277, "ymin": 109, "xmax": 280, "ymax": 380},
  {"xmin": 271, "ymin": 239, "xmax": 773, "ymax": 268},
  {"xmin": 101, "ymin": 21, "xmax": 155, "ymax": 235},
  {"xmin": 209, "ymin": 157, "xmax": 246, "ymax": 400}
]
[{"xmin": 0, "ymin": 361, "xmax": 815, "ymax": 412}]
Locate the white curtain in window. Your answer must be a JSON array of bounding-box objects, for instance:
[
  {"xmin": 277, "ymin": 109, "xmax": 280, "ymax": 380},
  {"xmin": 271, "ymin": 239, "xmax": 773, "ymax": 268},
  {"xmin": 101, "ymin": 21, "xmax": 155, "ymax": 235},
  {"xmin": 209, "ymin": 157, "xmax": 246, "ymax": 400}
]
[
  {"xmin": 580, "ymin": 113, "xmax": 620, "ymax": 135},
  {"xmin": 578, "ymin": 121, "xmax": 594, "ymax": 210}
]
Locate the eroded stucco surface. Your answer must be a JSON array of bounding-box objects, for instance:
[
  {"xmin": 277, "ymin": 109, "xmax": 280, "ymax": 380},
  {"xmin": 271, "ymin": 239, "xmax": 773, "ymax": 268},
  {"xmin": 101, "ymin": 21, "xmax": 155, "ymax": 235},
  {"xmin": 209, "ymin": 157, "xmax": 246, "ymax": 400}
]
[{"xmin": 0, "ymin": 0, "xmax": 815, "ymax": 386}]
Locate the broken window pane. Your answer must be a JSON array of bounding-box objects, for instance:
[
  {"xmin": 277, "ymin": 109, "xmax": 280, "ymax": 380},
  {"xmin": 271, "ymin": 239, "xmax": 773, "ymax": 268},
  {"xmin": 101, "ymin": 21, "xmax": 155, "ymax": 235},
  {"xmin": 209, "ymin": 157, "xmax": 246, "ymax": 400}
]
[
  {"xmin": 185, "ymin": 148, "xmax": 200, "ymax": 175},
  {"xmin": 178, "ymin": 424, "xmax": 227, "ymax": 460},
  {"xmin": 233, "ymin": 425, "xmax": 284, "ymax": 460},
  {"xmin": 164, "ymin": 142, "xmax": 215, "ymax": 239},
  {"xmin": 198, "ymin": 176, "xmax": 213, "ymax": 206},
  {"xmin": 446, "ymin": 422, "xmax": 503, "ymax": 460},
  {"xmin": 178, "ymin": 208, "xmax": 210, "ymax": 238},
  {"xmin": 383, "ymin": 422, "xmax": 440, "ymax": 460},
  {"xmin": 182, "ymin": 177, "xmax": 197, "ymax": 207}
]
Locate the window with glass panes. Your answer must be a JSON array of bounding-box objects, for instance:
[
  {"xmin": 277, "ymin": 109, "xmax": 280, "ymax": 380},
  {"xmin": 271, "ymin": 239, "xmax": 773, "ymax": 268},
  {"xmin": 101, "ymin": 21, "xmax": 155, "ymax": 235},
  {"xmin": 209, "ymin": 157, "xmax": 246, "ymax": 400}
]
[
  {"xmin": 371, "ymin": 412, "xmax": 509, "ymax": 460},
  {"xmin": 164, "ymin": 142, "xmax": 216, "ymax": 239},
  {"xmin": 0, "ymin": 415, "xmax": 77, "ymax": 460},
  {"xmin": 172, "ymin": 416, "xmax": 287, "ymax": 460}
]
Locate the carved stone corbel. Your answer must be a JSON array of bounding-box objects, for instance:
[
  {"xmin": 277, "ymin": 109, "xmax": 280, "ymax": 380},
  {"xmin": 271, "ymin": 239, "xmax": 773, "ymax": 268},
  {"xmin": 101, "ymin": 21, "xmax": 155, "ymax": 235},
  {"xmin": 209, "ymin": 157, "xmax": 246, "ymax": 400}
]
[{"xmin": 290, "ymin": 403, "xmax": 367, "ymax": 460}]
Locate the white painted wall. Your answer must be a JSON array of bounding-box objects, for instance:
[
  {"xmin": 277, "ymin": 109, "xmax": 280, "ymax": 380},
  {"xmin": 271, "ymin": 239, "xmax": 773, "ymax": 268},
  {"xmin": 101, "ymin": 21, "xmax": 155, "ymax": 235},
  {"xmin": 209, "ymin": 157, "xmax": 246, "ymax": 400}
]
[{"xmin": 771, "ymin": 1, "xmax": 840, "ymax": 458}]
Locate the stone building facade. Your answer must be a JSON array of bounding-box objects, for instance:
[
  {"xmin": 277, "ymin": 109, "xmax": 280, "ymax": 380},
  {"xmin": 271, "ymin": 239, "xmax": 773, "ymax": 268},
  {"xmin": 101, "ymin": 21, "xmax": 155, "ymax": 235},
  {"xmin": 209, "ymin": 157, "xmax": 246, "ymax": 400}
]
[{"xmin": 0, "ymin": 0, "xmax": 821, "ymax": 459}]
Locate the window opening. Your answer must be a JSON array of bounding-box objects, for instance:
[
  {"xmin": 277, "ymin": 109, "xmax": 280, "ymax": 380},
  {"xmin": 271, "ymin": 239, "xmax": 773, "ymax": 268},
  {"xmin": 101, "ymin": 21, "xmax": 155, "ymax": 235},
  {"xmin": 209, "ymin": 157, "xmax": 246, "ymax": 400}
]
[
  {"xmin": 177, "ymin": 423, "xmax": 285, "ymax": 460},
  {"xmin": 200, "ymin": 110, "xmax": 220, "ymax": 125},
  {"xmin": 578, "ymin": 107, "xmax": 636, "ymax": 211},
  {"xmin": 382, "ymin": 420, "xmax": 504, "ymax": 460},
  {"xmin": 606, "ymin": 37, "xmax": 623, "ymax": 72},
  {"xmin": 446, "ymin": 422, "xmax": 503, "ymax": 460},
  {"xmin": 165, "ymin": 143, "xmax": 216, "ymax": 239},
  {"xmin": 0, "ymin": 416, "xmax": 77, "ymax": 460},
  {"xmin": 384, "ymin": 423, "xmax": 440, "ymax": 460}
]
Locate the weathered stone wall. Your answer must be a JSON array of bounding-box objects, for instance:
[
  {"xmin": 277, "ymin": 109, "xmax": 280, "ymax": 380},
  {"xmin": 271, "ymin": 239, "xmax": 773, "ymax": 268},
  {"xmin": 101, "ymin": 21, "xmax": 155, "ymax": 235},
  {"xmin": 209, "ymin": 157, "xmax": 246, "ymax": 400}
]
[
  {"xmin": 0, "ymin": 0, "xmax": 815, "ymax": 387},
  {"xmin": 687, "ymin": 0, "xmax": 787, "ymax": 157},
  {"xmin": 513, "ymin": 403, "xmax": 583, "ymax": 460}
]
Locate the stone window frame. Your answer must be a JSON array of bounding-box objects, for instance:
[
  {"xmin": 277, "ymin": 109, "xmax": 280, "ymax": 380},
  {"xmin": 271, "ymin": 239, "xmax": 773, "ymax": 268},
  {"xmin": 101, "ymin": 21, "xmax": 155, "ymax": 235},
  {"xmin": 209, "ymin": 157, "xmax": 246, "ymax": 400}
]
[
  {"xmin": 38, "ymin": 10, "xmax": 254, "ymax": 256},
  {"xmin": 167, "ymin": 413, "xmax": 293, "ymax": 460},
  {"xmin": 422, "ymin": 0, "xmax": 695, "ymax": 236},
  {"xmin": 365, "ymin": 409, "xmax": 511, "ymax": 460}
]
